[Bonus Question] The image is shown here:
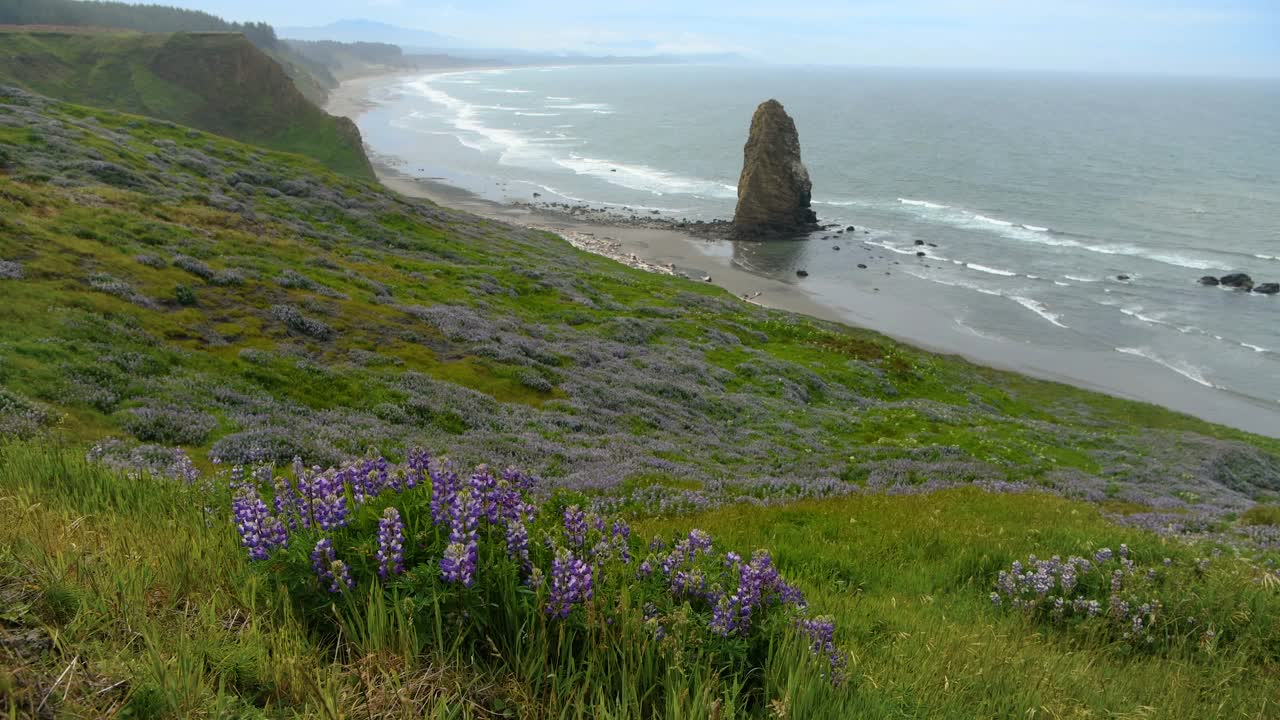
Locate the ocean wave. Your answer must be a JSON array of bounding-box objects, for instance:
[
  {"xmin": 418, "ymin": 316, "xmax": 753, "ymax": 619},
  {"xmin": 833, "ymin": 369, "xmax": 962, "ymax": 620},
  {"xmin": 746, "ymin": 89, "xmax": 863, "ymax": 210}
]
[
  {"xmin": 547, "ymin": 96, "xmax": 574, "ymax": 101},
  {"xmin": 1063, "ymin": 274, "xmax": 1100, "ymax": 282},
  {"xmin": 1119, "ymin": 306, "xmax": 1164, "ymax": 326},
  {"xmin": 548, "ymin": 102, "xmax": 613, "ymax": 111},
  {"xmin": 514, "ymin": 111, "xmax": 561, "ymax": 117},
  {"xmin": 1116, "ymin": 347, "xmax": 1216, "ymax": 389},
  {"xmin": 554, "ymin": 153, "xmax": 737, "ymax": 199},
  {"xmin": 1257, "ymin": 254, "xmax": 1279, "ymax": 262},
  {"xmin": 1242, "ymin": 343, "xmax": 1272, "ymax": 353},
  {"xmin": 898, "ymin": 197, "xmax": 948, "ymax": 209},
  {"xmin": 891, "ymin": 197, "xmax": 1235, "ymax": 271},
  {"xmin": 1011, "ymin": 296, "xmax": 1069, "ymax": 328},
  {"xmin": 966, "ymin": 263, "xmax": 1017, "ymax": 277},
  {"xmin": 486, "ymin": 88, "xmax": 532, "ymax": 94}
]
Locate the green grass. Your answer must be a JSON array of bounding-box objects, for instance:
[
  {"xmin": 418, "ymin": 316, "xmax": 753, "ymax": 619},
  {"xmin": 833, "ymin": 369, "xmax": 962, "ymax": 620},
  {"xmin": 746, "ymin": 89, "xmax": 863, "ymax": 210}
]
[{"xmin": 1, "ymin": 441, "xmax": 1275, "ymax": 718}]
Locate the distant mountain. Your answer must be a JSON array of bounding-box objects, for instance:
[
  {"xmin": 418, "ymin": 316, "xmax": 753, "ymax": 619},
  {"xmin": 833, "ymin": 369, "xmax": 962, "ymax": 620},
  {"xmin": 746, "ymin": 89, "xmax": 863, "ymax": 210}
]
[{"xmin": 279, "ymin": 19, "xmax": 458, "ymax": 50}]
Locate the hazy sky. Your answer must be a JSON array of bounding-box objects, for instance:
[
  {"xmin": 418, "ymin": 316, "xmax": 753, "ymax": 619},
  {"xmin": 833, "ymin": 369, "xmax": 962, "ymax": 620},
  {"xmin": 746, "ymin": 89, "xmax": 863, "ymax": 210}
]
[{"xmin": 147, "ymin": 0, "xmax": 1279, "ymax": 76}]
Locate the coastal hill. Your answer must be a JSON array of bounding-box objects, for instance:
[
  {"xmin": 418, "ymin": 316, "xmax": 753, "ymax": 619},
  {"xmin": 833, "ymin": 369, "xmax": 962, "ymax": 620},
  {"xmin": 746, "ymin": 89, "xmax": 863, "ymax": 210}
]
[
  {"xmin": 2, "ymin": 83, "xmax": 1279, "ymax": 715},
  {"xmin": 0, "ymin": 29, "xmax": 374, "ymax": 178}
]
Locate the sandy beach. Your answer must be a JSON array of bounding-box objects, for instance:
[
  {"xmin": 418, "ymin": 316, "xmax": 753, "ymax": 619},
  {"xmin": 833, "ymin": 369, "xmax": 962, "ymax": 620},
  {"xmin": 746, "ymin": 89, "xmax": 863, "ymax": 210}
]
[{"xmin": 325, "ymin": 72, "xmax": 1280, "ymax": 437}]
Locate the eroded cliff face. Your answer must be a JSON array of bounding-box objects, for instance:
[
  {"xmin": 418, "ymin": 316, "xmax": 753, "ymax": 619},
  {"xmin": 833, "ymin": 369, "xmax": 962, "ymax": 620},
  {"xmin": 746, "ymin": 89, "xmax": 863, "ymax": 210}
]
[{"xmin": 732, "ymin": 99, "xmax": 818, "ymax": 238}]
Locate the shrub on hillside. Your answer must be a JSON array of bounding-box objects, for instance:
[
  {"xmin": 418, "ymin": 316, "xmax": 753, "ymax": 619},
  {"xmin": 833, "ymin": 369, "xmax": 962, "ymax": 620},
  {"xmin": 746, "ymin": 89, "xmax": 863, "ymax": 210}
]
[
  {"xmin": 270, "ymin": 304, "xmax": 333, "ymax": 340},
  {"xmin": 991, "ymin": 545, "xmax": 1275, "ymax": 653},
  {"xmin": 121, "ymin": 405, "xmax": 216, "ymax": 446},
  {"xmin": 0, "ymin": 388, "xmax": 54, "ymax": 439},
  {"xmin": 0, "ymin": 259, "xmax": 23, "ymax": 279}
]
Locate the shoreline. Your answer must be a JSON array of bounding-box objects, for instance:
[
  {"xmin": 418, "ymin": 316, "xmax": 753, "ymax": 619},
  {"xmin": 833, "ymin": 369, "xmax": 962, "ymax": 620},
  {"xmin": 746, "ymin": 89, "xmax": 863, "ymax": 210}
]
[{"xmin": 326, "ymin": 71, "xmax": 1280, "ymax": 439}]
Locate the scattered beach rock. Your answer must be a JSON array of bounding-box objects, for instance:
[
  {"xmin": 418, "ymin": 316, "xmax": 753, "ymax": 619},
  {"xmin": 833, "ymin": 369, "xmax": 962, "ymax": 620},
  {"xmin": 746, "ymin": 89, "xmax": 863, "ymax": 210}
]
[
  {"xmin": 832, "ymin": 245, "xmax": 840, "ymax": 250},
  {"xmin": 857, "ymin": 263, "xmax": 867, "ymax": 269},
  {"xmin": 1199, "ymin": 275, "xmax": 1220, "ymax": 286},
  {"xmin": 731, "ymin": 99, "xmax": 819, "ymax": 238},
  {"xmin": 796, "ymin": 269, "xmax": 809, "ymax": 278},
  {"xmin": 1220, "ymin": 273, "xmax": 1254, "ymax": 290},
  {"xmin": 914, "ymin": 240, "xmax": 925, "ymax": 246},
  {"xmin": 847, "ymin": 226, "xmax": 855, "ymax": 232},
  {"xmin": 916, "ymin": 251, "xmax": 926, "ymax": 258},
  {"xmin": 1116, "ymin": 275, "xmax": 1131, "ymax": 281},
  {"xmin": 1253, "ymin": 283, "xmax": 1279, "ymax": 295}
]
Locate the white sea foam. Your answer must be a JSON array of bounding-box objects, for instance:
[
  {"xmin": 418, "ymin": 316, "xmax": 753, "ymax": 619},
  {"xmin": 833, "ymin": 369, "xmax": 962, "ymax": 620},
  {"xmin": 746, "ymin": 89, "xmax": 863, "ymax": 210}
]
[
  {"xmin": 547, "ymin": 96, "xmax": 574, "ymax": 101},
  {"xmin": 548, "ymin": 102, "xmax": 613, "ymax": 111},
  {"xmin": 1257, "ymin": 254, "xmax": 1280, "ymax": 261},
  {"xmin": 898, "ymin": 197, "xmax": 949, "ymax": 209},
  {"xmin": 892, "ymin": 197, "xmax": 1233, "ymax": 270},
  {"xmin": 1120, "ymin": 307, "xmax": 1164, "ymax": 325},
  {"xmin": 554, "ymin": 153, "xmax": 737, "ymax": 199},
  {"xmin": 966, "ymin": 263, "xmax": 1017, "ymax": 277},
  {"xmin": 864, "ymin": 240, "xmax": 922, "ymax": 257},
  {"xmin": 1054, "ymin": 281, "xmax": 1070, "ymax": 286},
  {"xmin": 486, "ymin": 88, "xmax": 532, "ymax": 94},
  {"xmin": 1064, "ymin": 275, "xmax": 1100, "ymax": 283},
  {"xmin": 974, "ymin": 214, "xmax": 1014, "ymax": 227},
  {"xmin": 1116, "ymin": 348, "xmax": 1216, "ymax": 388},
  {"xmin": 403, "ymin": 76, "xmax": 541, "ymax": 164},
  {"xmin": 514, "ymin": 111, "xmax": 561, "ymax": 117},
  {"xmin": 1011, "ymin": 296, "xmax": 1069, "ymax": 328},
  {"xmin": 1242, "ymin": 343, "xmax": 1271, "ymax": 353}
]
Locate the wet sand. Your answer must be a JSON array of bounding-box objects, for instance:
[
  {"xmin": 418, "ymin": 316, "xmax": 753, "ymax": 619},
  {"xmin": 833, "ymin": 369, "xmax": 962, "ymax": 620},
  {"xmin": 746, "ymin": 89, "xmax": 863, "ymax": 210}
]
[{"xmin": 326, "ymin": 74, "xmax": 1280, "ymax": 438}]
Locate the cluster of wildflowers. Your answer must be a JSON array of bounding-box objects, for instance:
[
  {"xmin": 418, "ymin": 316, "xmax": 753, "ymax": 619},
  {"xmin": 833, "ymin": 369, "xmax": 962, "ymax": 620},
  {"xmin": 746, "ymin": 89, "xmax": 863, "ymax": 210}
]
[
  {"xmin": 992, "ymin": 548, "xmax": 1169, "ymax": 644},
  {"xmin": 226, "ymin": 449, "xmax": 847, "ymax": 685}
]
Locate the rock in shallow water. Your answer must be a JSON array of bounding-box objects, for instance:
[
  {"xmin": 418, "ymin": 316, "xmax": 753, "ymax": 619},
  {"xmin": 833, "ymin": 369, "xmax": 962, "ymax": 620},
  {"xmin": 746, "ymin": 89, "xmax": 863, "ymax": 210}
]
[
  {"xmin": 1199, "ymin": 275, "xmax": 1220, "ymax": 286},
  {"xmin": 1253, "ymin": 283, "xmax": 1279, "ymax": 295},
  {"xmin": 732, "ymin": 99, "xmax": 819, "ymax": 238},
  {"xmin": 1220, "ymin": 273, "xmax": 1254, "ymax": 290}
]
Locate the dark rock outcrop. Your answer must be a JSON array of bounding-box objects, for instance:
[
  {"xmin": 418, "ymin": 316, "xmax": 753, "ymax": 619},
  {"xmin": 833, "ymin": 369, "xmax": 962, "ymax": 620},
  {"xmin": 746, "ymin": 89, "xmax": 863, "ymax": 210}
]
[
  {"xmin": 1254, "ymin": 283, "xmax": 1279, "ymax": 295},
  {"xmin": 732, "ymin": 100, "xmax": 818, "ymax": 238},
  {"xmin": 1220, "ymin": 273, "xmax": 1254, "ymax": 290},
  {"xmin": 1199, "ymin": 276, "xmax": 1220, "ymax": 286}
]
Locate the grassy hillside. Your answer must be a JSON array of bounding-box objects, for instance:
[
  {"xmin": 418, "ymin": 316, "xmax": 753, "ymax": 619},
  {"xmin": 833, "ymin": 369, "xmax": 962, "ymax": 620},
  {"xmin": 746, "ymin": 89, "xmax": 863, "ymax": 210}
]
[
  {"xmin": 0, "ymin": 29, "xmax": 372, "ymax": 178},
  {"xmin": 0, "ymin": 87, "xmax": 1278, "ymax": 717},
  {"xmin": 0, "ymin": 0, "xmax": 340, "ymax": 104}
]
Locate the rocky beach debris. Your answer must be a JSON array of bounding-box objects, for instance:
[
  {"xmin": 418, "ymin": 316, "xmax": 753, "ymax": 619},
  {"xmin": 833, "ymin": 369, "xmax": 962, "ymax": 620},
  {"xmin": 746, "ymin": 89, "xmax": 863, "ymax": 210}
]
[{"xmin": 731, "ymin": 99, "xmax": 819, "ymax": 238}]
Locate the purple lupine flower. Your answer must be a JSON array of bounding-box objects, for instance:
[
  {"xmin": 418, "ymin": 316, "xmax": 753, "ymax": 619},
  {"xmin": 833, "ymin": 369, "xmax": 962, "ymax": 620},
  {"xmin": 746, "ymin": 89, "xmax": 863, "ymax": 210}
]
[
  {"xmin": 440, "ymin": 491, "xmax": 479, "ymax": 586},
  {"xmin": 232, "ymin": 485, "xmax": 279, "ymax": 560},
  {"xmin": 470, "ymin": 466, "xmax": 500, "ymax": 523},
  {"xmin": 563, "ymin": 506, "xmax": 587, "ymax": 548},
  {"xmin": 311, "ymin": 538, "xmax": 351, "ymax": 593},
  {"xmin": 273, "ymin": 474, "xmax": 300, "ymax": 529},
  {"xmin": 404, "ymin": 449, "xmax": 430, "ymax": 489},
  {"xmin": 313, "ymin": 471, "xmax": 349, "ymax": 531},
  {"xmin": 795, "ymin": 616, "xmax": 848, "ymax": 685},
  {"xmin": 429, "ymin": 463, "xmax": 459, "ymax": 527},
  {"xmin": 377, "ymin": 507, "xmax": 406, "ymax": 579},
  {"xmin": 637, "ymin": 559, "xmax": 654, "ymax": 578},
  {"xmin": 649, "ymin": 536, "xmax": 666, "ymax": 551},
  {"xmin": 1094, "ymin": 548, "xmax": 1113, "ymax": 564},
  {"xmin": 506, "ymin": 517, "xmax": 530, "ymax": 572},
  {"xmin": 331, "ymin": 560, "xmax": 354, "ymax": 593},
  {"xmin": 545, "ymin": 547, "xmax": 593, "ymax": 618}
]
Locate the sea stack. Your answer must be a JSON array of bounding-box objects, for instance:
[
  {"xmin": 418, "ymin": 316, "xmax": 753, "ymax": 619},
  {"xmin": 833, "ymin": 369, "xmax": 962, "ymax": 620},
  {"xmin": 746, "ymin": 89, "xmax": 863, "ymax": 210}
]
[{"xmin": 732, "ymin": 99, "xmax": 818, "ymax": 238}]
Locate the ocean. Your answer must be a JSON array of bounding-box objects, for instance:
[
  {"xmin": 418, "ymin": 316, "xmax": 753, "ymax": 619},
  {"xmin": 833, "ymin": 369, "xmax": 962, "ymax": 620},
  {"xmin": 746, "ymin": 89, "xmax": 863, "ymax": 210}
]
[{"xmin": 352, "ymin": 64, "xmax": 1280, "ymax": 431}]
